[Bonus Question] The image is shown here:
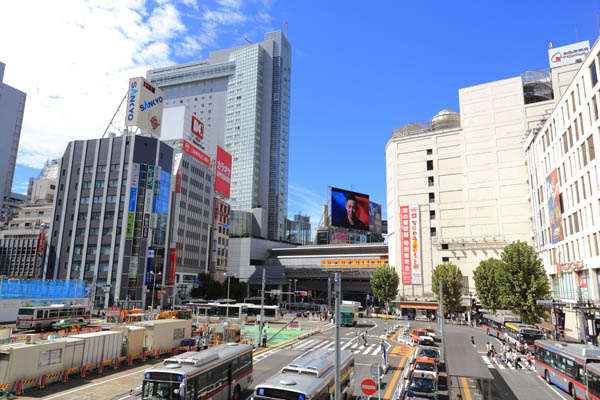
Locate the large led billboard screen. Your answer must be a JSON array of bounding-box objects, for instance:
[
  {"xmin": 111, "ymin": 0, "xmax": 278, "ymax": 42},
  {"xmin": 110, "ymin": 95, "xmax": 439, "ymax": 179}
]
[
  {"xmin": 369, "ymin": 201, "xmax": 382, "ymax": 234},
  {"xmin": 331, "ymin": 187, "xmax": 370, "ymax": 232}
]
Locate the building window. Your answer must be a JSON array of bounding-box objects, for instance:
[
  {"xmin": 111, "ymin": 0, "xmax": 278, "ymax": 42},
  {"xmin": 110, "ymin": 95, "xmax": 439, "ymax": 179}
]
[
  {"xmin": 429, "ymin": 193, "xmax": 435, "ymax": 203},
  {"xmin": 82, "ymin": 181, "xmax": 91, "ymax": 189},
  {"xmin": 589, "ymin": 136, "xmax": 596, "ymax": 161},
  {"xmin": 442, "ymin": 257, "xmax": 450, "ymax": 262},
  {"xmin": 95, "ymin": 180, "xmax": 105, "ymax": 188},
  {"xmin": 110, "ymin": 164, "xmax": 120, "ymax": 172},
  {"xmin": 428, "ymin": 176, "xmax": 434, "ymax": 187},
  {"xmin": 430, "ymin": 210, "xmax": 436, "ymax": 219},
  {"xmin": 109, "ymin": 179, "xmax": 119, "ymax": 187},
  {"xmin": 427, "ymin": 160, "xmax": 434, "ymax": 171},
  {"xmin": 430, "ymin": 227, "xmax": 437, "ymax": 236},
  {"xmin": 93, "ymin": 196, "xmax": 103, "ymax": 204},
  {"xmin": 96, "ymin": 165, "xmax": 107, "ymax": 173},
  {"xmin": 84, "ymin": 166, "xmax": 94, "ymax": 173},
  {"xmin": 80, "ymin": 197, "xmax": 90, "ymax": 205},
  {"xmin": 591, "ymin": 61, "xmax": 598, "ymax": 87},
  {"xmin": 441, "ymin": 243, "xmax": 448, "ymax": 250},
  {"xmin": 426, "ymin": 149, "xmax": 433, "ymax": 155}
]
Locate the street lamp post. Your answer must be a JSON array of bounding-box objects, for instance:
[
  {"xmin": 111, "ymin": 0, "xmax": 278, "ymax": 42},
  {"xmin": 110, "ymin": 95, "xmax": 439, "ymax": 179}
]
[
  {"xmin": 294, "ymin": 279, "xmax": 298, "ymax": 303},
  {"xmin": 226, "ymin": 273, "xmax": 231, "ymax": 320},
  {"xmin": 151, "ymin": 271, "xmax": 162, "ymax": 313}
]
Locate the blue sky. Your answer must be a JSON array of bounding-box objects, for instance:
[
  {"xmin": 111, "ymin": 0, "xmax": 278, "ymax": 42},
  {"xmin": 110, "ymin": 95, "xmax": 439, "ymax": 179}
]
[{"xmin": 6, "ymin": 0, "xmax": 600, "ymax": 226}]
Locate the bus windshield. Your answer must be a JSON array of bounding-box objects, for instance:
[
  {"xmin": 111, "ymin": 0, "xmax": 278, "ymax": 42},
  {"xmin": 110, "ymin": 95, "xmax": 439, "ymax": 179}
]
[
  {"xmin": 142, "ymin": 381, "xmax": 181, "ymax": 400},
  {"xmin": 17, "ymin": 308, "xmax": 34, "ymax": 315},
  {"xmin": 522, "ymin": 333, "xmax": 543, "ymax": 344}
]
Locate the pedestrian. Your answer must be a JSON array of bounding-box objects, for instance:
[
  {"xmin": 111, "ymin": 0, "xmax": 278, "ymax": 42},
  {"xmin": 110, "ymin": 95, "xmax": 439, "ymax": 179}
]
[
  {"xmin": 470, "ymin": 336, "xmax": 475, "ymax": 345},
  {"xmin": 363, "ymin": 330, "xmax": 368, "ymax": 347},
  {"xmin": 515, "ymin": 355, "xmax": 523, "ymax": 370},
  {"xmin": 506, "ymin": 350, "xmax": 513, "ymax": 368},
  {"xmin": 526, "ymin": 352, "xmax": 533, "ymax": 369}
]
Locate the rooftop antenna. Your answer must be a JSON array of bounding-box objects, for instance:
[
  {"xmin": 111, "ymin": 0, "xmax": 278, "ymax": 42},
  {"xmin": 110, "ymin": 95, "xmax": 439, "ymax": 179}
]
[
  {"xmin": 244, "ymin": 37, "xmax": 252, "ymax": 44},
  {"xmin": 549, "ymin": 41, "xmax": 553, "ymax": 49},
  {"xmin": 285, "ymin": 21, "xmax": 288, "ymax": 37}
]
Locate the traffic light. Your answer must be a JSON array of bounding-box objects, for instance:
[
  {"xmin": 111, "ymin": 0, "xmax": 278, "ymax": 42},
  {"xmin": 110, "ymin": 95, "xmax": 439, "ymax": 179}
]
[{"xmin": 295, "ymin": 291, "xmax": 308, "ymax": 297}]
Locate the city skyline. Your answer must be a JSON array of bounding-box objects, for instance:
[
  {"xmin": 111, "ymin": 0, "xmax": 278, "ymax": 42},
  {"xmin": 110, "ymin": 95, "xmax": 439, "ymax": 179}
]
[{"xmin": 3, "ymin": 1, "xmax": 600, "ymax": 228}]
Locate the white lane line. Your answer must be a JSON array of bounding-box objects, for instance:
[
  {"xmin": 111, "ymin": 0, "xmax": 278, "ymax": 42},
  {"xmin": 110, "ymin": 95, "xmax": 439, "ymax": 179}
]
[
  {"xmin": 341, "ymin": 340, "xmax": 354, "ymax": 350},
  {"xmin": 44, "ymin": 369, "xmax": 144, "ymax": 400},
  {"xmin": 351, "ymin": 342, "xmax": 360, "ymax": 349},
  {"xmin": 497, "ymin": 363, "xmax": 505, "ymax": 370},
  {"xmin": 373, "ymin": 345, "xmax": 382, "ymax": 355},
  {"xmin": 294, "ymin": 339, "xmax": 316, "ymax": 350},
  {"xmin": 362, "ymin": 345, "xmax": 376, "ymax": 355},
  {"xmin": 481, "ymin": 356, "xmax": 492, "ymax": 365},
  {"xmin": 537, "ymin": 375, "xmax": 571, "ymax": 400}
]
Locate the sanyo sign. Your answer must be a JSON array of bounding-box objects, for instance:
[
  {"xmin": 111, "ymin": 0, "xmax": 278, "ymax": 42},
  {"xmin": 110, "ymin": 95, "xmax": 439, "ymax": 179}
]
[{"xmin": 125, "ymin": 77, "xmax": 165, "ymax": 138}]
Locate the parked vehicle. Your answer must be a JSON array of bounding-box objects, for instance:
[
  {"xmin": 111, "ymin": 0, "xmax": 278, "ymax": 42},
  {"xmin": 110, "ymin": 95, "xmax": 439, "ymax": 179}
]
[
  {"xmin": 16, "ymin": 305, "xmax": 91, "ymax": 330},
  {"xmin": 50, "ymin": 318, "xmax": 86, "ymax": 330},
  {"xmin": 411, "ymin": 357, "xmax": 438, "ymax": 380},
  {"xmin": 409, "ymin": 329, "xmax": 434, "ymax": 346},
  {"xmin": 423, "ymin": 326, "xmax": 436, "ymax": 338},
  {"xmin": 405, "ymin": 375, "xmax": 438, "ymax": 400},
  {"xmin": 414, "ymin": 346, "xmax": 440, "ymax": 364}
]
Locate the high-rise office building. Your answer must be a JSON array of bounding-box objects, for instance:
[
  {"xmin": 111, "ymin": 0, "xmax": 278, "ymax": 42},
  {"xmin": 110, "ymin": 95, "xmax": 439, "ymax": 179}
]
[
  {"xmin": 27, "ymin": 159, "xmax": 59, "ymax": 205},
  {"xmin": 147, "ymin": 31, "xmax": 292, "ymax": 241},
  {"xmin": 0, "ymin": 62, "xmax": 26, "ymax": 216},
  {"xmin": 44, "ymin": 135, "xmax": 173, "ymax": 308},
  {"xmin": 286, "ymin": 214, "xmax": 312, "ymax": 245}
]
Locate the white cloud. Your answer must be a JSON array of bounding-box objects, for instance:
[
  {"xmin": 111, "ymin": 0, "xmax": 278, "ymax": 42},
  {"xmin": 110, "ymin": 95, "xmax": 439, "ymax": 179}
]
[
  {"xmin": 0, "ymin": 0, "xmax": 269, "ymax": 169},
  {"xmin": 288, "ymin": 184, "xmax": 325, "ymax": 226}
]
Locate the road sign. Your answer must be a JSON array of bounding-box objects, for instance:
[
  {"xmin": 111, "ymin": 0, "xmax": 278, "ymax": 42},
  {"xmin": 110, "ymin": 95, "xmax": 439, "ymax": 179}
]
[
  {"xmin": 361, "ymin": 379, "xmax": 377, "ymax": 396},
  {"xmin": 370, "ymin": 363, "xmax": 380, "ymax": 376}
]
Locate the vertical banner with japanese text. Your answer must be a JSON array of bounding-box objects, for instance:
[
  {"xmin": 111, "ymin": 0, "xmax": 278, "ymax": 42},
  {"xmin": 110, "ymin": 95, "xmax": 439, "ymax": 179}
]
[
  {"xmin": 409, "ymin": 205, "xmax": 422, "ymax": 285},
  {"xmin": 400, "ymin": 206, "xmax": 411, "ymax": 284}
]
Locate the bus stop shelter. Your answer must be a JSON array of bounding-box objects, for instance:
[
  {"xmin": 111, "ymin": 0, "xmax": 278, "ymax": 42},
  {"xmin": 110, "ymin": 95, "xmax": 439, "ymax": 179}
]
[{"xmin": 444, "ymin": 330, "xmax": 494, "ymax": 399}]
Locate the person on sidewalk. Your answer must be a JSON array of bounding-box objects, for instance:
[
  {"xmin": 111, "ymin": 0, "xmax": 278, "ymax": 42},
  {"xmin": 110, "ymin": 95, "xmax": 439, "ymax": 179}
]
[
  {"xmin": 506, "ymin": 350, "xmax": 514, "ymax": 368},
  {"xmin": 515, "ymin": 355, "xmax": 523, "ymax": 370},
  {"xmin": 363, "ymin": 330, "xmax": 368, "ymax": 347},
  {"xmin": 471, "ymin": 336, "xmax": 475, "ymax": 345}
]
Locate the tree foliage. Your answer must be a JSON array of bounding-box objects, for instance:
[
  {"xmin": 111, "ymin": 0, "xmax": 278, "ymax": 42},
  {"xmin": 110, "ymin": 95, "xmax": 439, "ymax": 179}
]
[
  {"xmin": 370, "ymin": 265, "xmax": 399, "ymax": 311},
  {"xmin": 432, "ymin": 263, "xmax": 464, "ymax": 314},
  {"xmin": 190, "ymin": 273, "xmax": 248, "ymax": 302},
  {"xmin": 496, "ymin": 241, "xmax": 550, "ymax": 324},
  {"xmin": 473, "ymin": 258, "xmax": 504, "ymax": 312}
]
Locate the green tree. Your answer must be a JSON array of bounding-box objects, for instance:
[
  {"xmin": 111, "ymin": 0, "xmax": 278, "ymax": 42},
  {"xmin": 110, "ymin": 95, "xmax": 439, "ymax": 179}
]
[
  {"xmin": 473, "ymin": 258, "xmax": 504, "ymax": 312},
  {"xmin": 432, "ymin": 263, "xmax": 464, "ymax": 314},
  {"xmin": 190, "ymin": 273, "xmax": 223, "ymax": 299},
  {"xmin": 496, "ymin": 241, "xmax": 550, "ymax": 324},
  {"xmin": 370, "ymin": 265, "xmax": 399, "ymax": 313}
]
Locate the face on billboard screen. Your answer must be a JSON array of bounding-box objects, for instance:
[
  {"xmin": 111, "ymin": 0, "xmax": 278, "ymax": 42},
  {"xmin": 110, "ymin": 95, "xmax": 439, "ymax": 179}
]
[
  {"xmin": 215, "ymin": 146, "xmax": 232, "ymax": 198},
  {"xmin": 331, "ymin": 187, "xmax": 370, "ymax": 232}
]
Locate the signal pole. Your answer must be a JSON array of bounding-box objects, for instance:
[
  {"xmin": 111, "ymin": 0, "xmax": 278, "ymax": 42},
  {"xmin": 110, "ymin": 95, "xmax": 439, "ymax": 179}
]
[
  {"xmin": 258, "ymin": 268, "xmax": 266, "ymax": 347},
  {"xmin": 334, "ymin": 272, "xmax": 341, "ymax": 400}
]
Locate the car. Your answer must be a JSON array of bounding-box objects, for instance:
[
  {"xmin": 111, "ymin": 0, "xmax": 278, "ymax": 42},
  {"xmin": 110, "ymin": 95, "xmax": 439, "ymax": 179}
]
[
  {"xmin": 423, "ymin": 326, "xmax": 436, "ymax": 338},
  {"xmin": 411, "ymin": 357, "xmax": 438, "ymax": 380},
  {"xmin": 415, "ymin": 346, "xmax": 440, "ymax": 364},
  {"xmin": 50, "ymin": 318, "xmax": 86, "ymax": 330},
  {"xmin": 409, "ymin": 329, "xmax": 435, "ymax": 346},
  {"xmin": 405, "ymin": 375, "xmax": 438, "ymax": 400}
]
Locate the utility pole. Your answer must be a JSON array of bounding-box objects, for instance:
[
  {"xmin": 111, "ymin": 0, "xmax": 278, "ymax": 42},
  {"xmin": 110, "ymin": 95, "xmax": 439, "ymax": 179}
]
[
  {"xmin": 226, "ymin": 273, "xmax": 230, "ymax": 320},
  {"xmin": 258, "ymin": 268, "xmax": 266, "ymax": 347},
  {"xmin": 334, "ymin": 272, "xmax": 341, "ymax": 400}
]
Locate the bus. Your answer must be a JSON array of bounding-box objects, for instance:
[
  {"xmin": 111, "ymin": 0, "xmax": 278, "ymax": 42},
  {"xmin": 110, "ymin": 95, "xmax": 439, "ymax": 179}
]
[
  {"xmin": 246, "ymin": 305, "xmax": 281, "ymax": 322},
  {"xmin": 587, "ymin": 362, "xmax": 600, "ymax": 400},
  {"xmin": 142, "ymin": 343, "xmax": 253, "ymax": 400},
  {"xmin": 16, "ymin": 304, "xmax": 91, "ymax": 330},
  {"xmin": 534, "ymin": 340, "xmax": 600, "ymax": 400},
  {"xmin": 504, "ymin": 322, "xmax": 543, "ymax": 352},
  {"xmin": 252, "ymin": 348, "xmax": 354, "ymax": 400},
  {"xmin": 214, "ymin": 303, "xmax": 248, "ymax": 320},
  {"xmin": 480, "ymin": 312, "xmax": 520, "ymax": 340}
]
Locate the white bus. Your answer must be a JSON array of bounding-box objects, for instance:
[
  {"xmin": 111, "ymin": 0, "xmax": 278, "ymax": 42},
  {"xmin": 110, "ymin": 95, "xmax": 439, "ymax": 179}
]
[
  {"xmin": 252, "ymin": 348, "xmax": 354, "ymax": 400},
  {"xmin": 246, "ymin": 305, "xmax": 280, "ymax": 322},
  {"xmin": 16, "ymin": 304, "xmax": 91, "ymax": 330},
  {"xmin": 142, "ymin": 343, "xmax": 253, "ymax": 400}
]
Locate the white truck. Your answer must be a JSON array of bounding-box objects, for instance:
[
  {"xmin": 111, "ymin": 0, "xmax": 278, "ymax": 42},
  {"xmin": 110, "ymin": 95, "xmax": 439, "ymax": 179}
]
[{"xmin": 340, "ymin": 301, "xmax": 361, "ymax": 326}]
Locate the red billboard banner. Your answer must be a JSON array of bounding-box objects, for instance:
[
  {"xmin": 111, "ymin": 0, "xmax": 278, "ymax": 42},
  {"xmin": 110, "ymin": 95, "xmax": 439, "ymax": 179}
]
[
  {"xmin": 168, "ymin": 248, "xmax": 177, "ymax": 286},
  {"xmin": 183, "ymin": 140, "xmax": 210, "ymax": 166},
  {"xmin": 400, "ymin": 206, "xmax": 411, "ymax": 284},
  {"xmin": 38, "ymin": 233, "xmax": 44, "ymax": 253},
  {"xmin": 176, "ymin": 170, "xmax": 182, "ymax": 194},
  {"xmin": 215, "ymin": 146, "xmax": 232, "ymax": 198}
]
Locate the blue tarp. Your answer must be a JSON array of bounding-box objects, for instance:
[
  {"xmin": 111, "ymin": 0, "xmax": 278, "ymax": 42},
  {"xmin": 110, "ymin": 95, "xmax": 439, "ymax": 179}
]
[{"xmin": 0, "ymin": 280, "xmax": 86, "ymax": 299}]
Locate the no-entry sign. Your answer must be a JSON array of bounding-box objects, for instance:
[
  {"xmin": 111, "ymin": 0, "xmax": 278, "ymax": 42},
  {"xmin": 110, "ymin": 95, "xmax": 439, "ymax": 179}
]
[{"xmin": 361, "ymin": 378, "xmax": 377, "ymax": 396}]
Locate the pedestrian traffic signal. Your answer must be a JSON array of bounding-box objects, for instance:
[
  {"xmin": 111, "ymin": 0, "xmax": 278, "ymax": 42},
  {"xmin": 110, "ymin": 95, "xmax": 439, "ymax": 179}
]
[{"xmin": 295, "ymin": 291, "xmax": 308, "ymax": 296}]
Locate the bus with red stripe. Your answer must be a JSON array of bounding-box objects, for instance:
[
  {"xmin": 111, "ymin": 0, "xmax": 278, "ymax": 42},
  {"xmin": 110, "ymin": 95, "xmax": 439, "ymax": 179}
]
[
  {"xmin": 534, "ymin": 340, "xmax": 600, "ymax": 400},
  {"xmin": 480, "ymin": 312, "xmax": 520, "ymax": 341},
  {"xmin": 505, "ymin": 323, "xmax": 543, "ymax": 353},
  {"xmin": 16, "ymin": 304, "xmax": 91, "ymax": 330},
  {"xmin": 587, "ymin": 362, "xmax": 600, "ymax": 400},
  {"xmin": 142, "ymin": 343, "xmax": 252, "ymax": 400}
]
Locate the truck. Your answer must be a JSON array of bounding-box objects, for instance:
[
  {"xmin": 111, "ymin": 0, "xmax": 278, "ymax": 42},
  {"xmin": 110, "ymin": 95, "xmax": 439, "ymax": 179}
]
[{"xmin": 340, "ymin": 301, "xmax": 361, "ymax": 326}]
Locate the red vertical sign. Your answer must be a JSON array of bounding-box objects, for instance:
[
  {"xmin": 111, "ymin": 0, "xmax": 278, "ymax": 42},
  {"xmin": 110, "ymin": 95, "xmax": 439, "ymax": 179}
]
[
  {"xmin": 168, "ymin": 248, "xmax": 177, "ymax": 286},
  {"xmin": 400, "ymin": 206, "xmax": 411, "ymax": 284},
  {"xmin": 38, "ymin": 233, "xmax": 44, "ymax": 253},
  {"xmin": 215, "ymin": 146, "xmax": 232, "ymax": 198}
]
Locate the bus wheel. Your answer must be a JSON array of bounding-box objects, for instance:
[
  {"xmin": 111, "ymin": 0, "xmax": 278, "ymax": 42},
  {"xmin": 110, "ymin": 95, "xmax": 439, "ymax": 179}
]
[
  {"xmin": 570, "ymin": 384, "xmax": 576, "ymax": 400},
  {"xmin": 545, "ymin": 370, "xmax": 551, "ymax": 385},
  {"xmin": 232, "ymin": 385, "xmax": 240, "ymax": 400}
]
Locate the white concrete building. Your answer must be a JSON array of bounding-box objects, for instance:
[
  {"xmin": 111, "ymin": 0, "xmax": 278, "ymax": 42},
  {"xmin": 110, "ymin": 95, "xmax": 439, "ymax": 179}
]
[
  {"xmin": 386, "ymin": 45, "xmax": 582, "ymax": 299},
  {"xmin": 524, "ymin": 39, "xmax": 600, "ymax": 340}
]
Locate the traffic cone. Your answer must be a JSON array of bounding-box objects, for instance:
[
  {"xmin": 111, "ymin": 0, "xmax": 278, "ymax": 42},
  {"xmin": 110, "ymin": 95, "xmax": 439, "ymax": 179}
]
[
  {"xmin": 62, "ymin": 370, "xmax": 68, "ymax": 383},
  {"xmin": 155, "ymin": 349, "xmax": 159, "ymax": 358},
  {"xmin": 16, "ymin": 381, "xmax": 22, "ymax": 395},
  {"xmin": 142, "ymin": 351, "xmax": 146, "ymax": 362},
  {"xmin": 114, "ymin": 358, "xmax": 118, "ymax": 369},
  {"xmin": 81, "ymin": 366, "xmax": 86, "ymax": 379},
  {"xmin": 99, "ymin": 362, "xmax": 103, "ymax": 374},
  {"xmin": 128, "ymin": 355, "xmax": 133, "ymax": 365},
  {"xmin": 173, "ymin": 347, "xmax": 178, "ymax": 356},
  {"xmin": 40, "ymin": 375, "xmax": 46, "ymax": 390}
]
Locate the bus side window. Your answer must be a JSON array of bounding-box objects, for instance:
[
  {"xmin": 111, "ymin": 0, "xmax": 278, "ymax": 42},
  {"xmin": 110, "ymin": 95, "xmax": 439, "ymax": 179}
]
[
  {"xmin": 44, "ymin": 310, "xmax": 49, "ymax": 319},
  {"xmin": 578, "ymin": 365, "xmax": 585, "ymax": 384},
  {"xmin": 36, "ymin": 310, "xmax": 43, "ymax": 318},
  {"xmin": 185, "ymin": 375, "xmax": 197, "ymax": 400},
  {"xmin": 50, "ymin": 310, "xmax": 59, "ymax": 318}
]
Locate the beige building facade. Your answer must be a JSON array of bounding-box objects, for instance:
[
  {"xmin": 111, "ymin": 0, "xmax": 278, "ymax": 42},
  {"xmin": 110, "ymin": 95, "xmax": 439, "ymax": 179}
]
[
  {"xmin": 524, "ymin": 39, "xmax": 600, "ymax": 340},
  {"xmin": 386, "ymin": 53, "xmax": 579, "ymax": 299}
]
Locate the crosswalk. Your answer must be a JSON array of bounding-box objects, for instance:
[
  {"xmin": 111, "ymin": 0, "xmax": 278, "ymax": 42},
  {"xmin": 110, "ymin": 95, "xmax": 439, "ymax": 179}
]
[
  {"xmin": 288, "ymin": 338, "xmax": 384, "ymax": 356},
  {"xmin": 479, "ymin": 352, "xmax": 535, "ymax": 372}
]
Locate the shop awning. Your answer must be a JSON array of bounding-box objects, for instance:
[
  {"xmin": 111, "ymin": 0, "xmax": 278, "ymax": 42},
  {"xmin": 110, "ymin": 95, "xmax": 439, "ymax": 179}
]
[{"xmin": 399, "ymin": 302, "xmax": 439, "ymax": 310}]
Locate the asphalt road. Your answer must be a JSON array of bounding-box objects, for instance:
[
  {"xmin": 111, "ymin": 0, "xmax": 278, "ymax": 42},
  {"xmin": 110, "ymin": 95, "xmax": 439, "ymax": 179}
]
[{"xmin": 18, "ymin": 318, "xmax": 576, "ymax": 400}]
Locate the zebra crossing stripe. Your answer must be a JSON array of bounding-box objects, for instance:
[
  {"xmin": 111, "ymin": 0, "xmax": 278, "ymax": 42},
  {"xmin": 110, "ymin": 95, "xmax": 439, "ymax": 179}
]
[
  {"xmin": 294, "ymin": 339, "xmax": 316, "ymax": 350},
  {"xmin": 341, "ymin": 341, "xmax": 355, "ymax": 350}
]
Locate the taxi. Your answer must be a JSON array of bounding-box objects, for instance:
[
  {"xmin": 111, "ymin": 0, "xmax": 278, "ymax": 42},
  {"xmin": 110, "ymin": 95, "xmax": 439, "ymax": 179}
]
[
  {"xmin": 411, "ymin": 357, "xmax": 438, "ymax": 380},
  {"xmin": 423, "ymin": 326, "xmax": 436, "ymax": 338},
  {"xmin": 409, "ymin": 329, "xmax": 434, "ymax": 345}
]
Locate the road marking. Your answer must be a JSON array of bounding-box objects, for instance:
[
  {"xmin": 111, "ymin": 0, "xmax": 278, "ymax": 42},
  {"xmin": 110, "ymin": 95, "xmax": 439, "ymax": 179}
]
[
  {"xmin": 537, "ymin": 375, "xmax": 570, "ymax": 400},
  {"xmin": 43, "ymin": 369, "xmax": 145, "ymax": 400},
  {"xmin": 460, "ymin": 377, "xmax": 472, "ymax": 400},
  {"xmin": 383, "ymin": 345, "xmax": 411, "ymax": 399},
  {"xmin": 341, "ymin": 340, "xmax": 355, "ymax": 350},
  {"xmin": 294, "ymin": 339, "xmax": 316, "ymax": 350}
]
